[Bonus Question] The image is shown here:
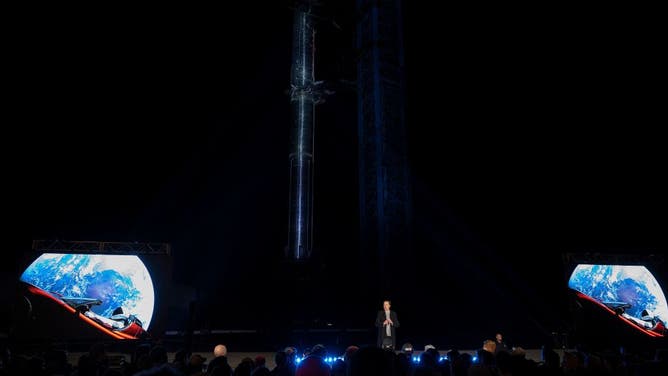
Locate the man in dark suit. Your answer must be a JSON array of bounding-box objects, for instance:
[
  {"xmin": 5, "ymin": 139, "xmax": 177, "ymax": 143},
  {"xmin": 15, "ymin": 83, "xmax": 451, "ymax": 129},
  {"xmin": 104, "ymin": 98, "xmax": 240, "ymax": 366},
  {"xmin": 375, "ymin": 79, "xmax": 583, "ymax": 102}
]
[
  {"xmin": 494, "ymin": 332, "xmax": 511, "ymax": 354},
  {"xmin": 375, "ymin": 300, "xmax": 400, "ymax": 350}
]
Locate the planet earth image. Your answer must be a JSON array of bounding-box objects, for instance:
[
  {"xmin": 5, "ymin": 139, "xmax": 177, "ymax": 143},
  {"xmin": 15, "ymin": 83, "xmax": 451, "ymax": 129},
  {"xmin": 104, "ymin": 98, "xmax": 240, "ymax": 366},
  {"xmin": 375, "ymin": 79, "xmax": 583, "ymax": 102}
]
[
  {"xmin": 568, "ymin": 264, "xmax": 668, "ymax": 326},
  {"xmin": 20, "ymin": 253, "xmax": 154, "ymax": 330}
]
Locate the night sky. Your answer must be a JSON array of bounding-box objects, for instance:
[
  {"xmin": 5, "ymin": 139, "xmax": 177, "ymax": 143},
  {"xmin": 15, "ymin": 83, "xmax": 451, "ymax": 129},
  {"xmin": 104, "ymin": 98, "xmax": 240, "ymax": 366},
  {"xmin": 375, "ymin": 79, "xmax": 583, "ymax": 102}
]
[{"xmin": 4, "ymin": 2, "xmax": 666, "ymax": 349}]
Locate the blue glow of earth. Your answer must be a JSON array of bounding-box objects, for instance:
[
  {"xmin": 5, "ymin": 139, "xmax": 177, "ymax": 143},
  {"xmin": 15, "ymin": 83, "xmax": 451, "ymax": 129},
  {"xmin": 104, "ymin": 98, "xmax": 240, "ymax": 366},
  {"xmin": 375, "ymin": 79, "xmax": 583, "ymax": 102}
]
[
  {"xmin": 568, "ymin": 264, "xmax": 668, "ymax": 325},
  {"xmin": 20, "ymin": 253, "xmax": 154, "ymax": 330}
]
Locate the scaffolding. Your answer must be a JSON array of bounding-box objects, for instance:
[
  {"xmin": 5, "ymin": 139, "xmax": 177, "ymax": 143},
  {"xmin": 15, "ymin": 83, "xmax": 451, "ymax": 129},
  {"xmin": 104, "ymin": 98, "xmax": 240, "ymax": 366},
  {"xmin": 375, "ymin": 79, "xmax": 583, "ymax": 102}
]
[{"xmin": 31, "ymin": 239, "xmax": 171, "ymax": 255}]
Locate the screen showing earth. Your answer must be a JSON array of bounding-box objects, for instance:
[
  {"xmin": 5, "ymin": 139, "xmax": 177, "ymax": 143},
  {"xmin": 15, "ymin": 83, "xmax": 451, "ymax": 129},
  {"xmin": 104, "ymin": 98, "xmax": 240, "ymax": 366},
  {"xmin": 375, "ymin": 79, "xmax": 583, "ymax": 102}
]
[
  {"xmin": 20, "ymin": 253, "xmax": 155, "ymax": 331},
  {"xmin": 568, "ymin": 264, "xmax": 668, "ymax": 329}
]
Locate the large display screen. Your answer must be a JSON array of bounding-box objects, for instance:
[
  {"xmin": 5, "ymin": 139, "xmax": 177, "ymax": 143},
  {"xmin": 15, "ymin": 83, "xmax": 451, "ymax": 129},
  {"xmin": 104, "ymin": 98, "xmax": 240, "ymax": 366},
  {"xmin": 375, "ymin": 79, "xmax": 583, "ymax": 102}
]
[
  {"xmin": 568, "ymin": 264, "xmax": 667, "ymax": 337},
  {"xmin": 13, "ymin": 252, "xmax": 167, "ymax": 341}
]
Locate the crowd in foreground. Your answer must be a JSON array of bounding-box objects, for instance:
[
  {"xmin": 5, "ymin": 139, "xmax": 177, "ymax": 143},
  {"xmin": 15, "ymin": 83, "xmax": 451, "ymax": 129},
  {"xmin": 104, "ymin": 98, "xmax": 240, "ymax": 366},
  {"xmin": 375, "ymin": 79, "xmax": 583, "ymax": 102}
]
[{"xmin": 1, "ymin": 339, "xmax": 667, "ymax": 376}]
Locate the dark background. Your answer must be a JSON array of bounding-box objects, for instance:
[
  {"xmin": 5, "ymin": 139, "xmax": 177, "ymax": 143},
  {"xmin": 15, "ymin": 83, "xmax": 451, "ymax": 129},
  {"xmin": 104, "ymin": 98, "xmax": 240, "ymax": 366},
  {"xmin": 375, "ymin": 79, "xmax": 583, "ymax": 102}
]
[{"xmin": 3, "ymin": 1, "xmax": 666, "ymax": 350}]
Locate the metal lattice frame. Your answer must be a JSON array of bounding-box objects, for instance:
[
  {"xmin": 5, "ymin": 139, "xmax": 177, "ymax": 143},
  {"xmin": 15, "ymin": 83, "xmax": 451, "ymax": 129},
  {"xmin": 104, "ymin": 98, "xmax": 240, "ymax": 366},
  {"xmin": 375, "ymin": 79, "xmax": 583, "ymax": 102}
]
[
  {"xmin": 563, "ymin": 252, "xmax": 664, "ymax": 266},
  {"xmin": 31, "ymin": 240, "xmax": 171, "ymax": 255}
]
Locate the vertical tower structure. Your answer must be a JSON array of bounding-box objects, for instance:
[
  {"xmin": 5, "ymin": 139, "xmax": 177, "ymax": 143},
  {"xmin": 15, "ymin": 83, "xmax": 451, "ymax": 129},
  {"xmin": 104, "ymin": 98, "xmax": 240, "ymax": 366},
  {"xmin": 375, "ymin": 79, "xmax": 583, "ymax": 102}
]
[
  {"xmin": 287, "ymin": 1, "xmax": 319, "ymax": 260},
  {"xmin": 356, "ymin": 0, "xmax": 411, "ymax": 292}
]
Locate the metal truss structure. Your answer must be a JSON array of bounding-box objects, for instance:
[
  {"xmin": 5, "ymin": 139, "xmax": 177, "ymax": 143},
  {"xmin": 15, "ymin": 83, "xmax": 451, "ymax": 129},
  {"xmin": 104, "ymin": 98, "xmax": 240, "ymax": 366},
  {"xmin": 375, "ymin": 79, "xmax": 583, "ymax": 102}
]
[{"xmin": 31, "ymin": 239, "xmax": 171, "ymax": 255}]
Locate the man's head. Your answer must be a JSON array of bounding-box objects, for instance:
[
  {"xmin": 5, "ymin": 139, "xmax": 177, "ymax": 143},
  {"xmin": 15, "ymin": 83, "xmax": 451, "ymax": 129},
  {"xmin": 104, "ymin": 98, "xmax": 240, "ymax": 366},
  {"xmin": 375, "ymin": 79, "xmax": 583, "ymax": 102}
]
[
  {"xmin": 345, "ymin": 345, "xmax": 360, "ymax": 362},
  {"xmin": 483, "ymin": 340, "xmax": 496, "ymax": 353},
  {"xmin": 383, "ymin": 300, "xmax": 391, "ymax": 311},
  {"xmin": 189, "ymin": 354, "xmax": 206, "ymax": 368},
  {"xmin": 311, "ymin": 344, "xmax": 327, "ymax": 358},
  {"xmin": 213, "ymin": 344, "xmax": 228, "ymax": 358},
  {"xmin": 496, "ymin": 333, "xmax": 503, "ymax": 342}
]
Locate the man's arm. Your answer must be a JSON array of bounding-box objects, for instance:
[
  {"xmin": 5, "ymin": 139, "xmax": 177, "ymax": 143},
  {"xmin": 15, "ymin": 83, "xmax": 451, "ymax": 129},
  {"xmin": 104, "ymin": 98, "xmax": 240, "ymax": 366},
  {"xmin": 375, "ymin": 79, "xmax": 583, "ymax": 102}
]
[
  {"xmin": 375, "ymin": 311, "xmax": 384, "ymax": 327},
  {"xmin": 392, "ymin": 311, "xmax": 400, "ymax": 328}
]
